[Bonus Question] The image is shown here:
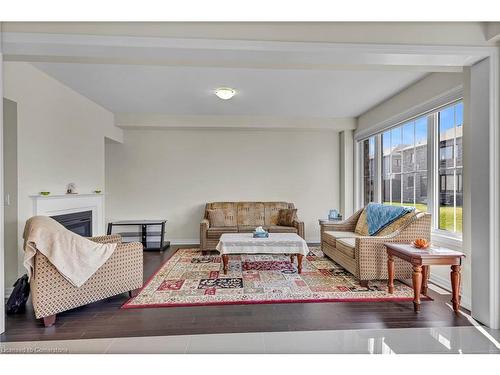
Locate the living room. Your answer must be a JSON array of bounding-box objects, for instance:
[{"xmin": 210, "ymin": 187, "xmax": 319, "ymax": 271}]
[{"xmin": 1, "ymin": 1, "xmax": 500, "ymax": 367}]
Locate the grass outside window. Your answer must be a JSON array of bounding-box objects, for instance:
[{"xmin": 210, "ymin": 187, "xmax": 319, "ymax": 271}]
[{"xmin": 383, "ymin": 202, "xmax": 462, "ymax": 233}]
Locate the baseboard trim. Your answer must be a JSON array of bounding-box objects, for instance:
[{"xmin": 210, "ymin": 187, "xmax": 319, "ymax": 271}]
[
  {"xmin": 168, "ymin": 239, "xmax": 200, "ymax": 246},
  {"xmin": 429, "ymin": 273, "xmax": 471, "ymax": 310}
]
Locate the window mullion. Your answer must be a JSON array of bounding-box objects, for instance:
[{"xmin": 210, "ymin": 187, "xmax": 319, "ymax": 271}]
[{"xmin": 428, "ymin": 113, "xmax": 438, "ymax": 229}]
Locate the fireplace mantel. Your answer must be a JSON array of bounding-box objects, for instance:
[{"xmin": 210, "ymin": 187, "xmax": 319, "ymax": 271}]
[{"xmin": 31, "ymin": 193, "xmax": 105, "ymax": 235}]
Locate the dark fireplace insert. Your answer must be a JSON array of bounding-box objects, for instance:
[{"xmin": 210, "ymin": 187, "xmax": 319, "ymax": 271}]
[{"xmin": 51, "ymin": 210, "xmax": 93, "ymax": 237}]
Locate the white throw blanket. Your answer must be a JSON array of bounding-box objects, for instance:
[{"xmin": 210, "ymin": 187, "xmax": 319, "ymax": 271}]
[{"xmin": 23, "ymin": 216, "xmax": 117, "ymax": 287}]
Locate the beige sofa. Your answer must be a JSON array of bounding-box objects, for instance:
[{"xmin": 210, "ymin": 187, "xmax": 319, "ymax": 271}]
[
  {"xmin": 320, "ymin": 206, "xmax": 431, "ymax": 287},
  {"xmin": 200, "ymin": 202, "xmax": 305, "ymax": 251},
  {"xmin": 31, "ymin": 234, "xmax": 143, "ymax": 327}
]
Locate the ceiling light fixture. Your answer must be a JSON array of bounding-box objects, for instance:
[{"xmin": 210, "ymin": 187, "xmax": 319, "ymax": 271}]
[{"xmin": 214, "ymin": 87, "xmax": 236, "ymax": 100}]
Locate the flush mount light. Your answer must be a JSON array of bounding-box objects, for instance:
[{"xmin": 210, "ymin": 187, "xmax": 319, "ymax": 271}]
[{"xmin": 214, "ymin": 87, "xmax": 236, "ymax": 100}]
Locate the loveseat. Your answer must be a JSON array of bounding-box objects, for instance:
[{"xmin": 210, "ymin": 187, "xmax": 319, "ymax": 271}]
[
  {"xmin": 320, "ymin": 205, "xmax": 431, "ymax": 286},
  {"xmin": 200, "ymin": 202, "xmax": 305, "ymax": 251}
]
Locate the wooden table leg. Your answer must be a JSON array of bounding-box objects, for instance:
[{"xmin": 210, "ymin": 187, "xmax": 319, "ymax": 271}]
[
  {"xmin": 296, "ymin": 254, "xmax": 303, "ymax": 274},
  {"xmin": 451, "ymin": 265, "xmax": 461, "ymax": 312},
  {"xmin": 222, "ymin": 254, "xmax": 229, "ymax": 275},
  {"xmin": 421, "ymin": 265, "xmax": 429, "ymax": 295},
  {"xmin": 290, "ymin": 254, "xmax": 295, "ymax": 263},
  {"xmin": 412, "ymin": 265, "xmax": 423, "ymax": 312},
  {"xmin": 387, "ymin": 254, "xmax": 395, "ymax": 294}
]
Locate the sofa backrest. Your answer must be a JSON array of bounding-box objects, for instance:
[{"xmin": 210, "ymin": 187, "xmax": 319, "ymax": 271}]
[{"xmin": 205, "ymin": 202, "xmax": 295, "ymax": 226}]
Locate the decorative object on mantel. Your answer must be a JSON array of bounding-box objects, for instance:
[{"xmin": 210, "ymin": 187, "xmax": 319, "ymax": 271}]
[
  {"xmin": 66, "ymin": 183, "xmax": 78, "ymax": 194},
  {"xmin": 93, "ymin": 189, "xmax": 102, "ymax": 194},
  {"xmin": 39, "ymin": 191, "xmax": 50, "ymax": 196}
]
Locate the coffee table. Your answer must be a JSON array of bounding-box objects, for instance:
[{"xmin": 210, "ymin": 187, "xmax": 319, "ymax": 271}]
[
  {"xmin": 216, "ymin": 233, "xmax": 309, "ymax": 274},
  {"xmin": 384, "ymin": 243, "xmax": 465, "ymax": 313}
]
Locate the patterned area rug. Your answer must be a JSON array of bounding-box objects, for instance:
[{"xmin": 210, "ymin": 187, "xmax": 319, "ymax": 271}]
[{"xmin": 122, "ymin": 247, "xmax": 423, "ymax": 309}]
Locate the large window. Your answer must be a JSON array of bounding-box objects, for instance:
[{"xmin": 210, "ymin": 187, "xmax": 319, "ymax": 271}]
[{"xmin": 360, "ymin": 99, "xmax": 463, "ymax": 236}]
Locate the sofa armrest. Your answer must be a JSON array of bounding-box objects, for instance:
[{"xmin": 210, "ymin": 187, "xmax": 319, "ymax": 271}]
[
  {"xmin": 200, "ymin": 219, "xmax": 210, "ymax": 251},
  {"xmin": 31, "ymin": 240, "xmax": 143, "ymax": 319},
  {"xmin": 354, "ymin": 212, "xmax": 431, "ymax": 280},
  {"xmin": 320, "ymin": 208, "xmax": 363, "ymax": 233},
  {"xmin": 89, "ymin": 234, "xmax": 122, "ymax": 244},
  {"xmin": 292, "ymin": 219, "xmax": 305, "ymax": 239},
  {"xmin": 200, "ymin": 219, "xmax": 210, "ymax": 229}
]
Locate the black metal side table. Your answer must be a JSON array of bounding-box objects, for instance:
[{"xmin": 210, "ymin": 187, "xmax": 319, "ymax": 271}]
[{"xmin": 107, "ymin": 219, "xmax": 170, "ymax": 251}]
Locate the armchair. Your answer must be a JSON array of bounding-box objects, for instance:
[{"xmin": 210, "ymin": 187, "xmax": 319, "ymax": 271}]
[{"xmin": 30, "ymin": 234, "xmax": 143, "ymax": 327}]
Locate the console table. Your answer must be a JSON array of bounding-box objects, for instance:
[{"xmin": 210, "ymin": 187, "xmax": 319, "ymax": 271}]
[
  {"xmin": 107, "ymin": 220, "xmax": 170, "ymax": 251},
  {"xmin": 384, "ymin": 243, "xmax": 465, "ymax": 313}
]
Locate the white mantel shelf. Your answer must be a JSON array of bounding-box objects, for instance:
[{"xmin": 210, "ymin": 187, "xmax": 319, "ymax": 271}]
[
  {"xmin": 30, "ymin": 193, "xmax": 104, "ymax": 199},
  {"xmin": 31, "ymin": 193, "xmax": 105, "ymax": 235}
]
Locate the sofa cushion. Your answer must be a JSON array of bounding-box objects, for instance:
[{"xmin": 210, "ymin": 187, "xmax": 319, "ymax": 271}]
[
  {"xmin": 354, "ymin": 208, "xmax": 369, "ymax": 236},
  {"xmin": 207, "ymin": 203, "xmax": 237, "ymax": 226},
  {"xmin": 377, "ymin": 210, "xmax": 419, "ymax": 236},
  {"xmin": 268, "ymin": 225, "xmax": 298, "ymax": 234},
  {"xmin": 207, "ymin": 226, "xmax": 238, "ymax": 239},
  {"xmin": 323, "ymin": 231, "xmax": 360, "ymax": 247},
  {"xmin": 264, "ymin": 202, "xmax": 290, "ymax": 226},
  {"xmin": 207, "ymin": 209, "xmax": 225, "ymax": 227},
  {"xmin": 277, "ymin": 208, "xmax": 297, "ymax": 226},
  {"xmin": 336, "ymin": 237, "xmax": 356, "ymax": 259},
  {"xmin": 237, "ymin": 202, "xmax": 265, "ymax": 226}
]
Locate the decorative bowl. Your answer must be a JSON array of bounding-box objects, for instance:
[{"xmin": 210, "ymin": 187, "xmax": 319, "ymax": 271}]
[
  {"xmin": 40, "ymin": 191, "xmax": 50, "ymax": 196},
  {"xmin": 94, "ymin": 190, "xmax": 102, "ymax": 194},
  {"xmin": 412, "ymin": 239, "xmax": 430, "ymax": 249}
]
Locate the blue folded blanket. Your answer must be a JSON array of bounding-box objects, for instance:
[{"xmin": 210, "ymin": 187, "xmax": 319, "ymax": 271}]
[{"xmin": 366, "ymin": 203, "xmax": 415, "ymax": 235}]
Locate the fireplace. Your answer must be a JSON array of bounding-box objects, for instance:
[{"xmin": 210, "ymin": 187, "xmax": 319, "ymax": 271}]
[{"xmin": 51, "ymin": 210, "xmax": 93, "ymax": 237}]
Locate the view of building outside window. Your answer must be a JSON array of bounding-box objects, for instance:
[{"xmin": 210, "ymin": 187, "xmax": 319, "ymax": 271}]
[
  {"xmin": 362, "ymin": 137, "xmax": 375, "ymax": 205},
  {"xmin": 361, "ymin": 100, "xmax": 462, "ymax": 235},
  {"xmin": 438, "ymin": 102, "xmax": 463, "ymax": 233},
  {"xmin": 382, "ymin": 116, "xmax": 428, "ymax": 212}
]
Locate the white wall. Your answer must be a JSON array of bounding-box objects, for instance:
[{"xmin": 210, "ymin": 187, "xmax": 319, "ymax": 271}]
[
  {"xmin": 3, "ymin": 99, "xmax": 18, "ymax": 289},
  {"xmin": 105, "ymin": 129, "xmax": 340, "ymax": 243},
  {"xmin": 3, "ymin": 62, "xmax": 122, "ymax": 278},
  {"xmin": 1, "ymin": 29, "xmax": 5, "ymax": 334}
]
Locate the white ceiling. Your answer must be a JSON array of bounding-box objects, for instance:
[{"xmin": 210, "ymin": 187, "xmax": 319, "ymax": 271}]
[{"xmin": 33, "ymin": 62, "xmax": 427, "ymax": 118}]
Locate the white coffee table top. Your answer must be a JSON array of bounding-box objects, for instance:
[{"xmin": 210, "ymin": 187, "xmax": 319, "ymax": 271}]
[{"xmin": 216, "ymin": 233, "xmax": 309, "ymax": 255}]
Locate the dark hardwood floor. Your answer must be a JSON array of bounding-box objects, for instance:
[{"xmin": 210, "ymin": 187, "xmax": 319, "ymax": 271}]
[{"xmin": 1, "ymin": 245, "xmax": 472, "ymax": 342}]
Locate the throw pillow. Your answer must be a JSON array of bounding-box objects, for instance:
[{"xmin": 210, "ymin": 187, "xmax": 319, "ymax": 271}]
[
  {"xmin": 277, "ymin": 209, "xmax": 297, "ymax": 226},
  {"xmin": 354, "ymin": 208, "xmax": 369, "ymax": 236},
  {"xmin": 207, "ymin": 209, "xmax": 226, "ymax": 227}
]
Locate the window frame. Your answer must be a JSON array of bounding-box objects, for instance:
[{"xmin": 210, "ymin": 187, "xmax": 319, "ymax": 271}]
[{"xmin": 357, "ymin": 98, "xmax": 463, "ymax": 242}]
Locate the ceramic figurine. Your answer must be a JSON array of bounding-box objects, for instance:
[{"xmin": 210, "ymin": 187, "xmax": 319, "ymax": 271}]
[{"xmin": 66, "ymin": 183, "xmax": 77, "ymax": 194}]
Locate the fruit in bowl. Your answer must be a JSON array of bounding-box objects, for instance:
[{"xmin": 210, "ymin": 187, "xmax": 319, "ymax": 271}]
[{"xmin": 413, "ymin": 238, "xmax": 430, "ymax": 249}]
